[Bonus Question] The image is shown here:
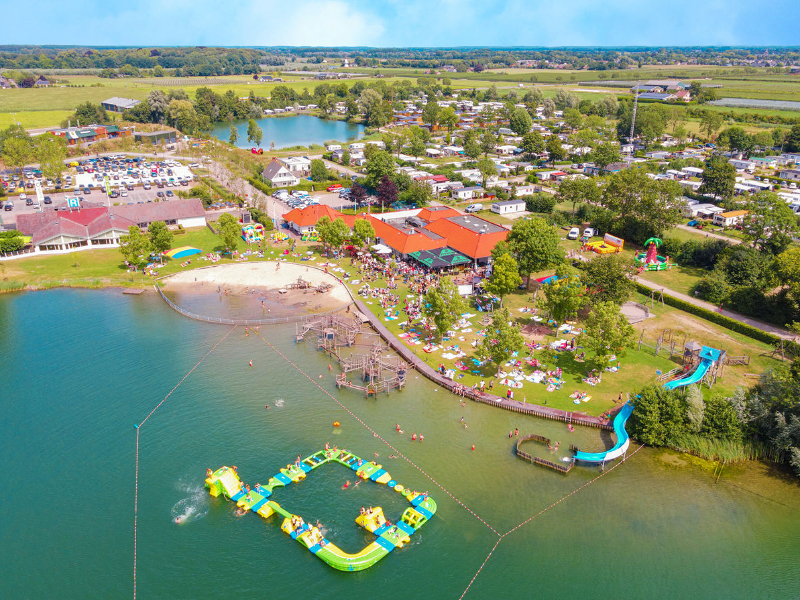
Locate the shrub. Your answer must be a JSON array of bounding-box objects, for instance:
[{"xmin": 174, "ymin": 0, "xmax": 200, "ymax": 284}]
[
  {"xmin": 523, "ymin": 193, "xmax": 556, "ymax": 214},
  {"xmin": 692, "ymin": 271, "xmax": 731, "ymax": 305}
]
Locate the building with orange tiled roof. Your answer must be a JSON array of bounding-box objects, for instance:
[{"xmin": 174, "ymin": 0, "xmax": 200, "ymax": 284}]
[
  {"xmin": 423, "ymin": 214, "xmax": 508, "ymax": 263},
  {"xmin": 282, "ymin": 205, "xmax": 347, "ymax": 234}
]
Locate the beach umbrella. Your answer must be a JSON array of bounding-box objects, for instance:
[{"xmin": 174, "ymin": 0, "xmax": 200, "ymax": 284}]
[{"xmin": 165, "ymin": 246, "xmax": 202, "ymax": 259}]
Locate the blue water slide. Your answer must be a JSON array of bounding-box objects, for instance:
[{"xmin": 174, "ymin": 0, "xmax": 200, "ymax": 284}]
[
  {"xmin": 573, "ymin": 402, "xmax": 634, "ymax": 463},
  {"xmin": 663, "ymin": 359, "xmax": 712, "ymax": 390}
]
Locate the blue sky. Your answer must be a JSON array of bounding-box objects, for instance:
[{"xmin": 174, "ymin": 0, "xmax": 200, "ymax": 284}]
[{"xmin": 1, "ymin": 0, "xmax": 798, "ymax": 47}]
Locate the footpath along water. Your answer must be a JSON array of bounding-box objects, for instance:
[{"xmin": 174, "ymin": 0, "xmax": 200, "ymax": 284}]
[
  {"xmin": 210, "ymin": 114, "xmax": 365, "ymax": 150},
  {"xmin": 1, "ymin": 288, "xmax": 799, "ymax": 599}
]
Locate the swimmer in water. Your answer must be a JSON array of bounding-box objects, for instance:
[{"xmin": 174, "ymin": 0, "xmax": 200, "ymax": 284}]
[{"xmin": 342, "ymin": 480, "xmax": 351, "ymax": 489}]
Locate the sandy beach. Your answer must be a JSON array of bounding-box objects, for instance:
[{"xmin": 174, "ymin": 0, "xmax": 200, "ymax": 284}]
[{"xmin": 162, "ymin": 262, "xmax": 353, "ymax": 318}]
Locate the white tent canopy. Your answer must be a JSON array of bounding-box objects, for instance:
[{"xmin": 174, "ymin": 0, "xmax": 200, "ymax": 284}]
[{"xmin": 371, "ymin": 243, "xmax": 392, "ymax": 255}]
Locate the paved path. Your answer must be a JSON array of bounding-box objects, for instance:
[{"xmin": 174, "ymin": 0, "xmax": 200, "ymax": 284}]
[
  {"xmin": 674, "ymin": 223, "xmax": 742, "ymax": 245},
  {"xmin": 635, "ymin": 277, "xmax": 795, "ymax": 340}
]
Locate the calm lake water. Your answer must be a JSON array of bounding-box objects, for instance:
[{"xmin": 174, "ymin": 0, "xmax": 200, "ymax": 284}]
[
  {"xmin": 211, "ymin": 114, "xmax": 365, "ymax": 150},
  {"xmin": 1, "ymin": 288, "xmax": 800, "ymax": 599}
]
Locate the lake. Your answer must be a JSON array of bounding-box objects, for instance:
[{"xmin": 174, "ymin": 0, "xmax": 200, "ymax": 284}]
[
  {"xmin": 1, "ymin": 288, "xmax": 799, "ymax": 599},
  {"xmin": 210, "ymin": 114, "xmax": 366, "ymax": 150}
]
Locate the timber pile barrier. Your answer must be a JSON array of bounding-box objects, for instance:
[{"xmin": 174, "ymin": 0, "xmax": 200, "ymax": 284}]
[{"xmin": 515, "ymin": 434, "xmax": 574, "ymax": 474}]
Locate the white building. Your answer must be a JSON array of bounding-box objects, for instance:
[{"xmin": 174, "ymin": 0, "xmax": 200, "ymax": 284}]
[
  {"xmin": 491, "ymin": 199, "xmax": 525, "ymax": 214},
  {"xmin": 261, "ymin": 159, "xmax": 300, "ymax": 187}
]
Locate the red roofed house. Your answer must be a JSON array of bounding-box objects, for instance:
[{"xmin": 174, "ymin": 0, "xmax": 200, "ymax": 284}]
[
  {"xmin": 282, "ymin": 204, "xmax": 348, "ymax": 234},
  {"xmin": 15, "ymin": 198, "xmax": 206, "ymax": 252},
  {"xmin": 423, "ymin": 214, "xmax": 508, "ymax": 263}
]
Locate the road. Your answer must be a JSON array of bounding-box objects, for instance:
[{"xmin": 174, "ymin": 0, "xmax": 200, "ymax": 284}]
[{"xmin": 635, "ymin": 276, "xmax": 794, "ymax": 340}]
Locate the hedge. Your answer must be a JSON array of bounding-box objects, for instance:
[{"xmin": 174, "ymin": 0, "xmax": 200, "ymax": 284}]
[{"xmin": 634, "ymin": 281, "xmax": 800, "ymax": 354}]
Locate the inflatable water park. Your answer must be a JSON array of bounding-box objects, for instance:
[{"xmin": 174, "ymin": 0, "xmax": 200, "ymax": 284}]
[
  {"xmin": 635, "ymin": 237, "xmax": 672, "ymax": 272},
  {"xmin": 206, "ymin": 448, "xmax": 436, "ymax": 572}
]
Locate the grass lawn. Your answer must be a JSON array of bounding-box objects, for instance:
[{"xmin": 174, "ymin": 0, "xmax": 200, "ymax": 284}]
[
  {"xmin": 0, "ymin": 110, "xmax": 74, "ymax": 129},
  {"xmin": 1, "ymin": 227, "xmax": 230, "ymax": 289},
  {"xmin": 638, "ymin": 264, "xmax": 707, "ymax": 296},
  {"xmin": 631, "ymin": 291, "xmax": 782, "ymax": 396},
  {"xmin": 663, "ymin": 225, "xmax": 711, "ymax": 243}
]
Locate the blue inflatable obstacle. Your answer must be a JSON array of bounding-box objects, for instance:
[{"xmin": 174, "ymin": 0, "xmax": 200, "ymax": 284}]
[
  {"xmin": 573, "ymin": 401, "xmax": 634, "ymax": 463},
  {"xmin": 663, "ymin": 346, "xmax": 721, "ymax": 390}
]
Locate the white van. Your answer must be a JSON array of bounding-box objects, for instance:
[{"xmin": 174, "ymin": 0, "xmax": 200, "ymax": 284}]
[
  {"xmin": 465, "ymin": 203, "xmax": 483, "ymax": 213},
  {"xmin": 567, "ymin": 227, "xmax": 580, "ymax": 240}
]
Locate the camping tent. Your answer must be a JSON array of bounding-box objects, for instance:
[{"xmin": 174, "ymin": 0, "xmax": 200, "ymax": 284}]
[
  {"xmin": 408, "ymin": 247, "xmax": 471, "ymax": 269},
  {"xmin": 165, "ymin": 246, "xmax": 202, "ymax": 259}
]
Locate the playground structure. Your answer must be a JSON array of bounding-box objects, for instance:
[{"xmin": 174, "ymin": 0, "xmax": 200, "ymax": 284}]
[
  {"xmin": 337, "ymin": 343, "xmax": 408, "ymax": 396},
  {"xmin": 663, "ymin": 344, "xmax": 726, "ymax": 390},
  {"xmin": 635, "ymin": 237, "xmax": 672, "ymax": 271},
  {"xmin": 301, "ymin": 231, "xmax": 320, "ymax": 242},
  {"xmin": 296, "ymin": 312, "xmax": 407, "ymax": 396},
  {"xmin": 242, "ymin": 222, "xmax": 265, "ymax": 243},
  {"xmin": 584, "ymin": 233, "xmax": 624, "ymax": 254},
  {"xmin": 205, "ymin": 448, "xmax": 436, "ymax": 572}
]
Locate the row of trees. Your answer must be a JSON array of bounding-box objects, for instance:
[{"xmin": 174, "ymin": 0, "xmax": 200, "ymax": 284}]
[{"xmin": 0, "ymin": 124, "xmax": 68, "ymax": 181}]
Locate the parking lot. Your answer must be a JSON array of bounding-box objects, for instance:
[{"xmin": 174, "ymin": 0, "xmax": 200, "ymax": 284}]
[{"xmin": 1, "ymin": 183, "xmax": 198, "ymax": 225}]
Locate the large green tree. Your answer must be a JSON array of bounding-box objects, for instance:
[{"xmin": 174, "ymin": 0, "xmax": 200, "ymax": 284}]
[
  {"xmin": 34, "ymin": 133, "xmax": 67, "ymax": 182},
  {"xmin": 537, "ymin": 264, "xmax": 587, "ymax": 326},
  {"xmin": 1, "ymin": 136, "xmax": 33, "ymax": 174},
  {"xmin": 119, "ymin": 226, "xmax": 151, "ymax": 268},
  {"xmin": 228, "ymin": 125, "xmax": 239, "ymax": 146},
  {"xmin": 592, "ymin": 142, "xmax": 621, "ymax": 169},
  {"xmin": 365, "ymin": 150, "xmax": 395, "ymax": 188},
  {"xmin": 509, "ymin": 107, "xmax": 533, "ymax": 136},
  {"xmin": 581, "ymin": 253, "xmax": 636, "ymax": 305},
  {"xmin": 350, "ymin": 218, "xmax": 375, "ymax": 249},
  {"xmin": 310, "ymin": 159, "xmax": 330, "ymax": 182},
  {"xmin": 316, "ymin": 216, "xmax": 350, "ymax": 255},
  {"xmin": 546, "ymin": 135, "xmax": 566, "ymax": 161},
  {"xmin": 579, "ymin": 300, "xmax": 636, "ymax": 368},
  {"xmin": 742, "ymin": 191, "xmax": 799, "ymax": 254},
  {"xmin": 506, "ymin": 217, "xmax": 564, "ymax": 286},
  {"xmin": 217, "ymin": 213, "xmax": 241, "ymax": 255},
  {"xmin": 699, "ymin": 155, "xmax": 736, "ymax": 200},
  {"xmin": 484, "ymin": 253, "xmax": 522, "ymax": 306},
  {"xmin": 558, "ymin": 176, "xmax": 601, "ymax": 215},
  {"xmin": 423, "ymin": 277, "xmax": 467, "ymax": 338},
  {"xmin": 478, "ymin": 307, "xmax": 524, "ymax": 368},
  {"xmin": 246, "ymin": 119, "xmax": 263, "ymax": 146},
  {"xmin": 520, "ymin": 131, "xmax": 545, "ymax": 161},
  {"xmin": 699, "ymin": 111, "xmax": 724, "ymax": 140},
  {"xmin": 601, "ymin": 167, "xmax": 683, "ymax": 239},
  {"xmin": 147, "ymin": 220, "xmax": 173, "ymax": 261}
]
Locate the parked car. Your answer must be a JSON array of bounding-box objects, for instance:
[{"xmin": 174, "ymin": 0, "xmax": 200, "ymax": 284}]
[
  {"xmin": 582, "ymin": 227, "xmax": 597, "ymax": 239},
  {"xmin": 465, "ymin": 203, "xmax": 483, "ymax": 213},
  {"xmin": 4, "ymin": 201, "xmax": 13, "ymax": 211},
  {"xmin": 43, "ymin": 196, "xmax": 52, "ymax": 205},
  {"xmin": 567, "ymin": 227, "xmax": 580, "ymax": 240},
  {"xmin": 166, "ymin": 190, "xmax": 174, "ymax": 197},
  {"xmin": 157, "ymin": 191, "xmax": 165, "ymax": 198},
  {"xmin": 327, "ymin": 184, "xmax": 343, "ymax": 192}
]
